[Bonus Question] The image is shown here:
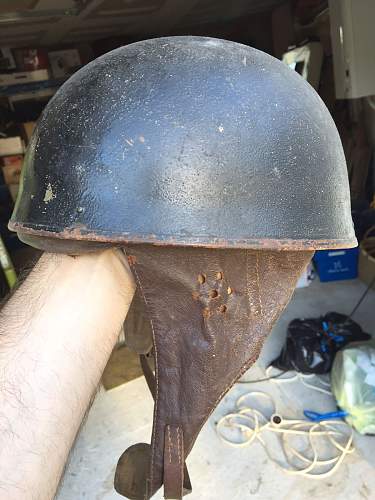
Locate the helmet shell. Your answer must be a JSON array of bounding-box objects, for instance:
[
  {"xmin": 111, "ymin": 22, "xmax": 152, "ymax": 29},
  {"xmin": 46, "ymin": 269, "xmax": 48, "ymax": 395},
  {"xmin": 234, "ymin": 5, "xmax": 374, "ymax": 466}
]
[{"xmin": 9, "ymin": 36, "xmax": 356, "ymax": 250}]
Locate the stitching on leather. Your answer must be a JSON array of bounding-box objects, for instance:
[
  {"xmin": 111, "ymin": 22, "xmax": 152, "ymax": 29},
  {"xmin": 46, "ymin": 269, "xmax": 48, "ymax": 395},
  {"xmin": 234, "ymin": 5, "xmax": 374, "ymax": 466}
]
[
  {"xmin": 255, "ymin": 252, "xmax": 263, "ymax": 316},
  {"xmin": 131, "ymin": 264, "xmax": 159, "ymax": 492},
  {"xmin": 246, "ymin": 249, "xmax": 262, "ymax": 317},
  {"xmin": 177, "ymin": 427, "xmax": 183, "ymax": 498},
  {"xmin": 177, "ymin": 427, "xmax": 181, "ymax": 465},
  {"xmin": 246, "ymin": 249, "xmax": 250, "ymax": 318},
  {"xmin": 168, "ymin": 425, "xmax": 172, "ymax": 464}
]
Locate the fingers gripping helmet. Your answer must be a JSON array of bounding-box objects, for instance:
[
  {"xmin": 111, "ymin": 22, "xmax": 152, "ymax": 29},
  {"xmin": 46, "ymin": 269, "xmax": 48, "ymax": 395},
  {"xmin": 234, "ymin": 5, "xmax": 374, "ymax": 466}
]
[{"xmin": 10, "ymin": 37, "xmax": 356, "ymax": 499}]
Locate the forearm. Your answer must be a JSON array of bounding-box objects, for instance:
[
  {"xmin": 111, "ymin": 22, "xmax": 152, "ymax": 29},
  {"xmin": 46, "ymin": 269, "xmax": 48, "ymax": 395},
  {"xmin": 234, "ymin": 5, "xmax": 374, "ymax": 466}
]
[{"xmin": 0, "ymin": 249, "xmax": 135, "ymax": 500}]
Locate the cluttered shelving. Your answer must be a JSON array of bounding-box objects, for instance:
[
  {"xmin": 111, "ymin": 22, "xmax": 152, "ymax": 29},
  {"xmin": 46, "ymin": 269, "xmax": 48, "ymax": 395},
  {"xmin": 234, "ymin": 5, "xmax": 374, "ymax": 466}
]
[{"xmin": 0, "ymin": 46, "xmax": 91, "ymax": 293}]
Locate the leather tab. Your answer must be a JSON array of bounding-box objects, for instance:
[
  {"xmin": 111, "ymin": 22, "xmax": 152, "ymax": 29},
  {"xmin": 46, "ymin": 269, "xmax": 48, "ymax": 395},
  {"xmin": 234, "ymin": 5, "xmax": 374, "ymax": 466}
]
[{"xmin": 163, "ymin": 425, "xmax": 184, "ymax": 499}]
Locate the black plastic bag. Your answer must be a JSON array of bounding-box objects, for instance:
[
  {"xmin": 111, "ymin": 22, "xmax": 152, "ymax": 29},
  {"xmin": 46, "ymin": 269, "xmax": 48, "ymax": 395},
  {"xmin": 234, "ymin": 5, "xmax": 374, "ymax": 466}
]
[{"xmin": 271, "ymin": 312, "xmax": 371, "ymax": 374}]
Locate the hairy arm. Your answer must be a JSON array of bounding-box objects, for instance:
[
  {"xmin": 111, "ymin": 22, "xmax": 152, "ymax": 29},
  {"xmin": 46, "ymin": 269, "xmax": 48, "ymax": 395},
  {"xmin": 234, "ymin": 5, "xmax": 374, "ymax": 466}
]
[{"xmin": 0, "ymin": 249, "xmax": 135, "ymax": 500}]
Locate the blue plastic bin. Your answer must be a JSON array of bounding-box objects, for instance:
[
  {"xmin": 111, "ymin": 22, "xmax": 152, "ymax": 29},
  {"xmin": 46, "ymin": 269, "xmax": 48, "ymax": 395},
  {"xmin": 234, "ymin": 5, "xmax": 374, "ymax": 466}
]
[{"xmin": 313, "ymin": 247, "xmax": 359, "ymax": 282}]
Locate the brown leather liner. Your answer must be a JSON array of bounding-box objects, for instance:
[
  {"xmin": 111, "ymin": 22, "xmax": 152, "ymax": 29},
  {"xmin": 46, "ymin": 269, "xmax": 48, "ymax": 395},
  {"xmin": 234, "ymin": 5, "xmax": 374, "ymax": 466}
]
[{"xmin": 115, "ymin": 245, "xmax": 313, "ymax": 499}]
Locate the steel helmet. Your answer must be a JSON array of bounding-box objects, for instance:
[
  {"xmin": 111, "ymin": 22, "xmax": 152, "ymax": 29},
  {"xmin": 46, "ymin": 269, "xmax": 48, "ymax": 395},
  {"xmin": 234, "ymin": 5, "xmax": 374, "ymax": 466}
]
[{"xmin": 9, "ymin": 36, "xmax": 355, "ymax": 251}]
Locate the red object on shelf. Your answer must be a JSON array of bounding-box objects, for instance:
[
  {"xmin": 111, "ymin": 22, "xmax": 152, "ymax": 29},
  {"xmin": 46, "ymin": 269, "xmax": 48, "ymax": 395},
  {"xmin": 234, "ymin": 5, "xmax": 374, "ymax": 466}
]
[
  {"xmin": 14, "ymin": 48, "xmax": 49, "ymax": 71},
  {"xmin": 1, "ymin": 155, "xmax": 23, "ymax": 185}
]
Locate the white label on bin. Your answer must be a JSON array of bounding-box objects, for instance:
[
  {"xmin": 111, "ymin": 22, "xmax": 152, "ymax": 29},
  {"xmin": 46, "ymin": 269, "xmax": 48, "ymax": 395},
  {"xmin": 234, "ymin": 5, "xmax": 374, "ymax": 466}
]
[{"xmin": 328, "ymin": 251, "xmax": 345, "ymax": 257}]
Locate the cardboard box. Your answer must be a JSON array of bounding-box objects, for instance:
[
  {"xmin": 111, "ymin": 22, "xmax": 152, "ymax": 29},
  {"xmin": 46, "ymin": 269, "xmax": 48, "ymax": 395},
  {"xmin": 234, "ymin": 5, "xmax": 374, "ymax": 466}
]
[
  {"xmin": 1, "ymin": 155, "xmax": 23, "ymax": 184},
  {"xmin": 48, "ymin": 49, "xmax": 81, "ymax": 79},
  {"xmin": 0, "ymin": 47, "xmax": 16, "ymax": 70},
  {"xmin": 0, "ymin": 69, "xmax": 50, "ymax": 87},
  {"xmin": 22, "ymin": 121, "xmax": 36, "ymax": 143},
  {"xmin": 0, "ymin": 137, "xmax": 24, "ymax": 157},
  {"xmin": 1, "ymin": 155, "xmax": 23, "ymax": 167},
  {"xmin": 8, "ymin": 184, "xmax": 19, "ymax": 202}
]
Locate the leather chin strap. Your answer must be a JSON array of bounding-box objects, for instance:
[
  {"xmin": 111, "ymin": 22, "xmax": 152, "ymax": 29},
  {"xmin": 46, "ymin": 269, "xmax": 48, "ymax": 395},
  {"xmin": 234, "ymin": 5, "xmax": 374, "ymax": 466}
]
[
  {"xmin": 115, "ymin": 245, "xmax": 312, "ymax": 499},
  {"xmin": 139, "ymin": 353, "xmax": 193, "ymax": 498}
]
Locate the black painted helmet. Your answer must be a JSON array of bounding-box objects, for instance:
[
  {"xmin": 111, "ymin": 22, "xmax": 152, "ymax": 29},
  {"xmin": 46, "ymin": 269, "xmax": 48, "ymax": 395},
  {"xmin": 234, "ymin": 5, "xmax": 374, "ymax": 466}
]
[{"xmin": 9, "ymin": 36, "xmax": 356, "ymax": 252}]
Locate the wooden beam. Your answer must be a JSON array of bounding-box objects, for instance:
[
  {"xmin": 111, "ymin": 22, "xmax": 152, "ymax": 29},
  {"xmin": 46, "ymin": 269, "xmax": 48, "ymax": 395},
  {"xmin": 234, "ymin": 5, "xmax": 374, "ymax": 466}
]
[
  {"xmin": 127, "ymin": 0, "xmax": 201, "ymax": 36},
  {"xmin": 39, "ymin": 0, "xmax": 108, "ymax": 45}
]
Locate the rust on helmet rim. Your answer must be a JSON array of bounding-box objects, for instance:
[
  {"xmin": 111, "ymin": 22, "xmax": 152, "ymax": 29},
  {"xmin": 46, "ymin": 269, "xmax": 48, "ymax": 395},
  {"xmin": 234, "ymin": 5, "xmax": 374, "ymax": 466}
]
[{"xmin": 8, "ymin": 221, "xmax": 358, "ymax": 251}]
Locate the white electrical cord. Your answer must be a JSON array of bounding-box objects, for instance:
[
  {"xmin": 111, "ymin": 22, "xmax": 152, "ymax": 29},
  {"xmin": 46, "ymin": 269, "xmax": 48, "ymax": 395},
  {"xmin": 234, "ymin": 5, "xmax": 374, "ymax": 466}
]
[
  {"xmin": 264, "ymin": 366, "xmax": 333, "ymax": 396},
  {"xmin": 216, "ymin": 387, "xmax": 354, "ymax": 479}
]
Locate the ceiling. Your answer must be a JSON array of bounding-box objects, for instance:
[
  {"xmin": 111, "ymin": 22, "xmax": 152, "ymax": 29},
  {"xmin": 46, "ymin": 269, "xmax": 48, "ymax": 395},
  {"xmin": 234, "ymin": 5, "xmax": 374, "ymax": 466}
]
[{"xmin": 0, "ymin": 0, "xmax": 285, "ymax": 47}]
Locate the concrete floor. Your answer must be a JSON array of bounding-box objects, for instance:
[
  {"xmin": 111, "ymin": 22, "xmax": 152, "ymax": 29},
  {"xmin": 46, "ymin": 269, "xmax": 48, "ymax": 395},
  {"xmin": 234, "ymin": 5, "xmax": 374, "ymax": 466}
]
[{"xmin": 57, "ymin": 278, "xmax": 375, "ymax": 500}]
